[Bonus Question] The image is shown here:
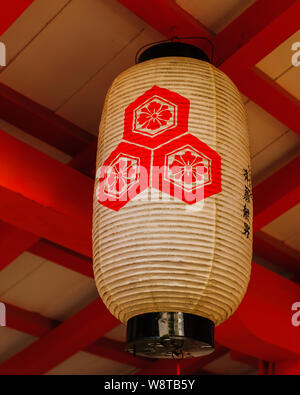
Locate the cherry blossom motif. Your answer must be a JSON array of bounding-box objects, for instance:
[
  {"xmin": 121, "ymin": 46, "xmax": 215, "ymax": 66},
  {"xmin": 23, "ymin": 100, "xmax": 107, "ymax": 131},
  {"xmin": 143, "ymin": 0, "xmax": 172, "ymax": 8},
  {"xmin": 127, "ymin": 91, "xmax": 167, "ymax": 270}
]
[
  {"xmin": 152, "ymin": 135, "xmax": 221, "ymax": 205},
  {"xmin": 137, "ymin": 101, "xmax": 172, "ymax": 131},
  {"xmin": 169, "ymin": 150, "xmax": 208, "ymax": 185},
  {"xmin": 103, "ymin": 156, "xmax": 139, "ymax": 198},
  {"xmin": 124, "ymin": 86, "xmax": 190, "ymax": 148},
  {"xmin": 105, "ymin": 158, "xmax": 137, "ymax": 195},
  {"xmin": 97, "ymin": 142, "xmax": 152, "ymax": 211}
]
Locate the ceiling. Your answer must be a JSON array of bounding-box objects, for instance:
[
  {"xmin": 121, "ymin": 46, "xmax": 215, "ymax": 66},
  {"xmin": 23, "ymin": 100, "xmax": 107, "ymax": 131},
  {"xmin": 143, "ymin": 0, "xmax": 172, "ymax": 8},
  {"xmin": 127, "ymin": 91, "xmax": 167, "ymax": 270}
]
[{"xmin": 0, "ymin": 0, "xmax": 299, "ymax": 375}]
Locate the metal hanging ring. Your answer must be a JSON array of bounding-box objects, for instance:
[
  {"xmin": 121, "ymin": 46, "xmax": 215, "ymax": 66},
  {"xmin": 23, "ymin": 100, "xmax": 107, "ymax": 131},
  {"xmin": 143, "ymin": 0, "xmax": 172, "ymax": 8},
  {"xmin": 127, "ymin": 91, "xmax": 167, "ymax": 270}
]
[{"xmin": 135, "ymin": 35, "xmax": 215, "ymax": 64}]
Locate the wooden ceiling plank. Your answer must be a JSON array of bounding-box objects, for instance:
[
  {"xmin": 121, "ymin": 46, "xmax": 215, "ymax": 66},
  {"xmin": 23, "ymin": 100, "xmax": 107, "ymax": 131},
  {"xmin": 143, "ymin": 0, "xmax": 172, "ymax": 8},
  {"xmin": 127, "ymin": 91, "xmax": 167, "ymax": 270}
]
[
  {"xmin": 0, "ymin": 299, "xmax": 119, "ymax": 374},
  {"xmin": 0, "ymin": 83, "xmax": 94, "ymax": 156},
  {"xmin": 253, "ymin": 230, "xmax": 300, "ymax": 275},
  {"xmin": 253, "ymin": 156, "xmax": 300, "ymax": 232},
  {"xmin": 0, "ymin": 129, "xmax": 93, "ymax": 257},
  {"xmin": 216, "ymin": 263, "xmax": 300, "ymax": 361},
  {"xmin": 2, "ymin": 258, "xmax": 300, "ymax": 375},
  {"xmin": 0, "ymin": 0, "xmax": 34, "ymax": 36},
  {"xmin": 4, "ymin": 302, "xmax": 149, "ymax": 369},
  {"xmin": 28, "ymin": 240, "xmax": 94, "ymax": 278},
  {"xmin": 217, "ymin": 0, "xmax": 300, "ymax": 68},
  {"xmin": 233, "ymin": 70, "xmax": 300, "ymax": 136},
  {"xmin": 0, "ymin": 222, "xmax": 39, "ymax": 271},
  {"xmin": 118, "ymin": 0, "xmax": 300, "ymax": 138}
]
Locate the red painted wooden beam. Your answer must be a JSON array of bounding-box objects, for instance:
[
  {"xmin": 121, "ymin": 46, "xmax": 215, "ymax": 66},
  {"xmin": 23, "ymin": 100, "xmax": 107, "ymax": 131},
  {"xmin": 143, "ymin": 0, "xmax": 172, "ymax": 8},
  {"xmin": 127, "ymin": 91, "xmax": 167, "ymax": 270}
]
[
  {"xmin": 0, "ymin": 299, "xmax": 119, "ymax": 375},
  {"xmin": 0, "ymin": 139, "xmax": 96, "ymax": 274},
  {"xmin": 0, "ymin": 131, "xmax": 299, "ymax": 372},
  {"xmin": 0, "ymin": 130, "xmax": 93, "ymax": 257},
  {"xmin": 4, "ymin": 302, "xmax": 150, "ymax": 369},
  {"xmin": 0, "ymin": 0, "xmax": 34, "ymax": 36},
  {"xmin": 230, "ymin": 351, "xmax": 258, "ymax": 370},
  {"xmin": 5, "ymin": 303, "xmax": 58, "ymax": 337},
  {"xmin": 0, "ymin": 128, "xmax": 298, "ymax": 270},
  {"xmin": 0, "ymin": 222, "xmax": 39, "ymax": 271},
  {"xmin": 68, "ymin": 140, "xmax": 97, "ymax": 178},
  {"xmin": 0, "ymin": 83, "xmax": 94, "ymax": 156},
  {"xmin": 274, "ymin": 359, "xmax": 300, "ymax": 375},
  {"xmin": 216, "ymin": 263, "xmax": 300, "ymax": 361},
  {"xmin": 86, "ymin": 338, "xmax": 152, "ymax": 370},
  {"xmin": 28, "ymin": 240, "xmax": 94, "ymax": 278},
  {"xmin": 253, "ymin": 231, "xmax": 300, "ymax": 276},
  {"xmin": 3, "ymin": 261, "xmax": 298, "ymax": 374},
  {"xmin": 216, "ymin": 0, "xmax": 300, "ymax": 68},
  {"xmin": 231, "ymin": 70, "xmax": 300, "ymax": 136},
  {"xmin": 253, "ymin": 156, "xmax": 300, "ymax": 232},
  {"xmin": 118, "ymin": 0, "xmax": 300, "ymax": 137}
]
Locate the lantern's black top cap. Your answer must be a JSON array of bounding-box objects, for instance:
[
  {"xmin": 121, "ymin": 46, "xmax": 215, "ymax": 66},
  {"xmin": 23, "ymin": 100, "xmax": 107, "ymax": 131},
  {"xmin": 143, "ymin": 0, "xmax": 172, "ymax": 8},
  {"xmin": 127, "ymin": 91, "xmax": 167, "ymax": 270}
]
[{"xmin": 137, "ymin": 42, "xmax": 210, "ymax": 63}]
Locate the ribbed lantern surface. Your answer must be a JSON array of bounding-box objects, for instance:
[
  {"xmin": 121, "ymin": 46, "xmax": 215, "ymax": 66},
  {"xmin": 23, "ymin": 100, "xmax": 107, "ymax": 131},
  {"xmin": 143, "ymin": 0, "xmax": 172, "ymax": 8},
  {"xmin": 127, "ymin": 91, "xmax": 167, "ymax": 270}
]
[{"xmin": 93, "ymin": 56, "xmax": 252, "ymax": 329}]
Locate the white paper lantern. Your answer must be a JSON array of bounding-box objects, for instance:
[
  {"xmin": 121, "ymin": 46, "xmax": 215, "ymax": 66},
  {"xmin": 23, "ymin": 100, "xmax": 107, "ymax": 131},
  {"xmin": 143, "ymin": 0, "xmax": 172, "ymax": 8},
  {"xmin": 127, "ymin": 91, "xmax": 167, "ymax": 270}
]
[{"xmin": 93, "ymin": 42, "xmax": 252, "ymax": 358}]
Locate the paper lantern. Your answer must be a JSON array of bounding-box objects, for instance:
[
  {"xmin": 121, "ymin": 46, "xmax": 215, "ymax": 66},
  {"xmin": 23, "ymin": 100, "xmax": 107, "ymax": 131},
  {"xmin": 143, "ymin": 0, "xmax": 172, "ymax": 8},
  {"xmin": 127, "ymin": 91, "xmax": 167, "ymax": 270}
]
[{"xmin": 93, "ymin": 42, "xmax": 252, "ymax": 358}]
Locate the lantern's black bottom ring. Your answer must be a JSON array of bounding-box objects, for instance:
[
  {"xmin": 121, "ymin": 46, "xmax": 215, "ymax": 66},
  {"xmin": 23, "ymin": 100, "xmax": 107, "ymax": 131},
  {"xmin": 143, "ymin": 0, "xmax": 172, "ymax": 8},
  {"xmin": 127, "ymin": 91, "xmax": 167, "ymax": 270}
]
[{"xmin": 126, "ymin": 312, "xmax": 214, "ymax": 359}]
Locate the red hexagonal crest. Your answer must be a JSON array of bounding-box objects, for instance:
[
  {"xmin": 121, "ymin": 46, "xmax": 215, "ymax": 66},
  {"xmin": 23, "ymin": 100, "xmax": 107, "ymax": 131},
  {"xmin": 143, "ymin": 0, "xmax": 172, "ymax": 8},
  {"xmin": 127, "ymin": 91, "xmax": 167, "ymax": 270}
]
[
  {"xmin": 96, "ymin": 142, "xmax": 151, "ymax": 211},
  {"xmin": 152, "ymin": 134, "xmax": 221, "ymax": 204},
  {"xmin": 124, "ymin": 85, "xmax": 190, "ymax": 149}
]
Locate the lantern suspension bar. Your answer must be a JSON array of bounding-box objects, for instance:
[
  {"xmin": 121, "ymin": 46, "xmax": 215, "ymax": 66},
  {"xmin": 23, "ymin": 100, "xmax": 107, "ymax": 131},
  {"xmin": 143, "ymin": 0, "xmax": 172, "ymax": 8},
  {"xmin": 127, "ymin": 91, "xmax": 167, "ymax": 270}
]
[{"xmin": 135, "ymin": 36, "xmax": 214, "ymax": 64}]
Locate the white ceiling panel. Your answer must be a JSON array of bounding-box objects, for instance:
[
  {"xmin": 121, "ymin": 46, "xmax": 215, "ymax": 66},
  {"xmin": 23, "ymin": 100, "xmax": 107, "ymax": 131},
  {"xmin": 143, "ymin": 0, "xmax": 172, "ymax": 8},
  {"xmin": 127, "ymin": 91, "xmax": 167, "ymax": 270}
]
[
  {"xmin": 204, "ymin": 352, "xmax": 257, "ymax": 375},
  {"xmin": 0, "ymin": 327, "xmax": 36, "ymax": 364},
  {"xmin": 175, "ymin": 0, "xmax": 255, "ymax": 33},
  {"xmin": 57, "ymin": 26, "xmax": 164, "ymax": 134},
  {"xmin": 245, "ymin": 100, "xmax": 289, "ymax": 157},
  {"xmin": 0, "ymin": 0, "xmax": 145, "ymax": 110},
  {"xmin": 0, "ymin": 253, "xmax": 98, "ymax": 321},
  {"xmin": 285, "ymin": 232, "xmax": 300, "ymax": 251},
  {"xmin": 251, "ymin": 130, "xmax": 300, "ymax": 185},
  {"xmin": 105, "ymin": 324, "xmax": 126, "ymax": 343},
  {"xmin": 0, "ymin": 252, "xmax": 44, "ymax": 295},
  {"xmin": 0, "ymin": 119, "xmax": 71, "ymax": 163},
  {"xmin": 47, "ymin": 351, "xmax": 136, "ymax": 375},
  {"xmin": 0, "ymin": 0, "xmax": 70, "ymax": 68},
  {"xmin": 263, "ymin": 205, "xmax": 300, "ymax": 243},
  {"xmin": 256, "ymin": 30, "xmax": 300, "ymax": 80},
  {"xmin": 276, "ymin": 66, "xmax": 300, "ymax": 101}
]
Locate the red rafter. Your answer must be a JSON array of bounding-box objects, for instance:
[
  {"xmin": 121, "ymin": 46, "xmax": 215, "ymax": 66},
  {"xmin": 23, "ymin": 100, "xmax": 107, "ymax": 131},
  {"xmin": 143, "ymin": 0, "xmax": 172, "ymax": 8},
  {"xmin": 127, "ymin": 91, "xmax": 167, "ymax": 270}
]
[
  {"xmin": 0, "ymin": 83, "xmax": 94, "ymax": 156},
  {"xmin": 118, "ymin": 0, "xmax": 300, "ymax": 137},
  {"xmin": 0, "ymin": 222, "xmax": 38, "ymax": 271},
  {"xmin": 253, "ymin": 231, "xmax": 300, "ymax": 276},
  {"xmin": 0, "ymin": 0, "xmax": 299, "ymax": 376},
  {"xmin": 29, "ymin": 240, "xmax": 94, "ymax": 278},
  {"xmin": 230, "ymin": 351, "xmax": 258, "ymax": 370},
  {"xmin": 0, "ymin": 122, "xmax": 298, "ymax": 373},
  {"xmin": 216, "ymin": 263, "xmax": 300, "ymax": 361},
  {"xmin": 253, "ymin": 156, "xmax": 300, "ymax": 232},
  {"xmin": 274, "ymin": 359, "xmax": 300, "ymax": 375},
  {"xmin": 230, "ymin": 70, "xmax": 300, "ymax": 136},
  {"xmin": 5, "ymin": 303, "xmax": 58, "ymax": 337},
  {"xmin": 4, "ymin": 302, "xmax": 151, "ymax": 369},
  {"xmin": 0, "ymin": 299, "xmax": 119, "ymax": 375},
  {"xmin": 213, "ymin": 0, "xmax": 300, "ymax": 66},
  {"xmin": 0, "ymin": 0, "xmax": 34, "ymax": 36},
  {"xmin": 0, "ymin": 130, "xmax": 93, "ymax": 257}
]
